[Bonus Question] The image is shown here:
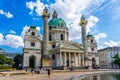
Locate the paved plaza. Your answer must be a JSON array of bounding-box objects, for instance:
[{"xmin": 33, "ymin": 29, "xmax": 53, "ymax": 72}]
[{"xmin": 0, "ymin": 69, "xmax": 120, "ymax": 80}]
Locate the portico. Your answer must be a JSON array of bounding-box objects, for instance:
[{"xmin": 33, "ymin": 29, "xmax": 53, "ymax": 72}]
[{"xmin": 59, "ymin": 52, "xmax": 83, "ymax": 67}]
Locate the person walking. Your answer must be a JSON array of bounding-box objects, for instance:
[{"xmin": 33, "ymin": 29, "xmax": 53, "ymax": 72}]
[
  {"xmin": 31, "ymin": 68, "xmax": 34, "ymax": 75},
  {"xmin": 47, "ymin": 68, "xmax": 51, "ymax": 78}
]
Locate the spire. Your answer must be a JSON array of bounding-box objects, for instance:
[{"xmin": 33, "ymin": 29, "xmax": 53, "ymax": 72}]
[{"xmin": 52, "ymin": 10, "xmax": 58, "ymax": 18}]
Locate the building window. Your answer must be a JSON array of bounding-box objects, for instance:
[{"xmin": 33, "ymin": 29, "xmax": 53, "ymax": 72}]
[
  {"xmin": 49, "ymin": 35, "xmax": 52, "ymax": 41},
  {"xmin": 31, "ymin": 32, "xmax": 35, "ymax": 36},
  {"xmin": 60, "ymin": 34, "xmax": 64, "ymax": 40},
  {"xmin": 31, "ymin": 42, "xmax": 35, "ymax": 47},
  {"xmin": 52, "ymin": 44, "xmax": 55, "ymax": 48},
  {"xmin": 91, "ymin": 48, "xmax": 94, "ymax": 51},
  {"xmin": 91, "ymin": 39, "xmax": 93, "ymax": 43},
  {"xmin": 52, "ymin": 54, "xmax": 55, "ymax": 60},
  {"xmin": 61, "ymin": 23, "xmax": 64, "ymax": 28},
  {"xmin": 49, "ymin": 26, "xmax": 52, "ymax": 30}
]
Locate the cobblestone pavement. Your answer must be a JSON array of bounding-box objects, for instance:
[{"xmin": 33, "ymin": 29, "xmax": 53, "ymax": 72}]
[{"xmin": 0, "ymin": 69, "xmax": 120, "ymax": 80}]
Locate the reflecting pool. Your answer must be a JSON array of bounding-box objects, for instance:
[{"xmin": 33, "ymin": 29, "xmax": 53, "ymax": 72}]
[{"xmin": 69, "ymin": 73, "xmax": 120, "ymax": 80}]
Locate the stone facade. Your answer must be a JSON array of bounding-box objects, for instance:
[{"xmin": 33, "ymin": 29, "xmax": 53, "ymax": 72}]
[
  {"xmin": 23, "ymin": 26, "xmax": 42, "ymax": 68},
  {"xmin": 23, "ymin": 8, "xmax": 99, "ymax": 69},
  {"xmin": 99, "ymin": 46, "xmax": 120, "ymax": 69}
]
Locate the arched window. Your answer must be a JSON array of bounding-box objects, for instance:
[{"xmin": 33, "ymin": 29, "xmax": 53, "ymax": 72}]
[
  {"xmin": 49, "ymin": 26, "xmax": 52, "ymax": 30},
  {"xmin": 91, "ymin": 39, "xmax": 93, "ymax": 43},
  {"xmin": 61, "ymin": 23, "xmax": 64, "ymax": 28},
  {"xmin": 52, "ymin": 54, "xmax": 55, "ymax": 60},
  {"xmin": 49, "ymin": 35, "xmax": 52, "ymax": 41},
  {"xmin": 60, "ymin": 34, "xmax": 64, "ymax": 40},
  {"xmin": 31, "ymin": 32, "xmax": 35, "ymax": 36},
  {"xmin": 52, "ymin": 44, "xmax": 55, "ymax": 48},
  {"xmin": 31, "ymin": 42, "xmax": 35, "ymax": 47},
  {"xmin": 91, "ymin": 48, "xmax": 94, "ymax": 51}
]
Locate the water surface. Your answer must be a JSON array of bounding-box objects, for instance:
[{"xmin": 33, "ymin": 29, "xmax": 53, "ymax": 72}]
[{"xmin": 69, "ymin": 73, "xmax": 120, "ymax": 80}]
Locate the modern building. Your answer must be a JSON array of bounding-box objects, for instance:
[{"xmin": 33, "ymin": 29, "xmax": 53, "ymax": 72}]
[
  {"xmin": 99, "ymin": 46, "xmax": 120, "ymax": 69},
  {"xmin": 23, "ymin": 7, "xmax": 99, "ymax": 69}
]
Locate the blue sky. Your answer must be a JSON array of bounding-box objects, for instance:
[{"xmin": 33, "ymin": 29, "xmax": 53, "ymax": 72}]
[{"xmin": 0, "ymin": 0, "xmax": 120, "ymax": 53}]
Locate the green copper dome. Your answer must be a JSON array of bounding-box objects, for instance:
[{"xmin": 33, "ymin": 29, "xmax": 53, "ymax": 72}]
[
  {"xmin": 87, "ymin": 33, "xmax": 93, "ymax": 38},
  {"xmin": 48, "ymin": 10, "xmax": 67, "ymax": 29},
  {"xmin": 49, "ymin": 18, "xmax": 67, "ymax": 28},
  {"xmin": 30, "ymin": 25, "xmax": 36, "ymax": 29}
]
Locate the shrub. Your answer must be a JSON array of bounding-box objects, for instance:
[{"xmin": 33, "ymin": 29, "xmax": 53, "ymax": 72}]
[{"xmin": 0, "ymin": 65, "xmax": 13, "ymax": 69}]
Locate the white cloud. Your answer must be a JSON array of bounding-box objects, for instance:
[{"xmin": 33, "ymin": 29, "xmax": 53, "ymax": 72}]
[
  {"xmin": 21, "ymin": 25, "xmax": 30, "ymax": 37},
  {"xmin": 103, "ymin": 40, "xmax": 120, "ymax": 47},
  {"xmin": 0, "ymin": 33, "xmax": 4, "ymax": 43},
  {"xmin": 49, "ymin": 0, "xmax": 100, "ymax": 42},
  {"xmin": 21, "ymin": 25, "xmax": 41, "ymax": 37},
  {"xmin": 0, "ymin": 25, "xmax": 41, "ymax": 48},
  {"xmin": 87, "ymin": 16, "xmax": 99, "ymax": 33},
  {"xmin": 9, "ymin": 30, "xmax": 16, "ymax": 34},
  {"xmin": 26, "ymin": 0, "xmax": 109, "ymax": 43},
  {"xmin": 98, "ymin": 40, "xmax": 120, "ymax": 50},
  {"xmin": 0, "ymin": 10, "xmax": 4, "ymax": 14},
  {"xmin": 0, "ymin": 9, "xmax": 13, "ymax": 18},
  {"xmin": 36, "ymin": 27, "xmax": 40, "ymax": 31},
  {"xmin": 26, "ymin": 0, "xmax": 45, "ymax": 16},
  {"xmin": 94, "ymin": 33, "xmax": 107, "ymax": 42},
  {"xmin": 97, "ymin": 45, "xmax": 106, "ymax": 50},
  {"xmin": 0, "ymin": 33, "xmax": 24, "ymax": 48}
]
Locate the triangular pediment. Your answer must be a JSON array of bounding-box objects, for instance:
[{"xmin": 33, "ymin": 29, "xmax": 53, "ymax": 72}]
[{"xmin": 59, "ymin": 42, "xmax": 83, "ymax": 50}]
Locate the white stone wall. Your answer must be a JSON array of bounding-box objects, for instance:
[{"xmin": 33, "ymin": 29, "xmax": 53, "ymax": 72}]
[
  {"xmin": 23, "ymin": 52, "xmax": 41, "ymax": 67},
  {"xmin": 49, "ymin": 29, "xmax": 69, "ymax": 41},
  {"xmin": 24, "ymin": 41, "xmax": 41, "ymax": 49},
  {"xmin": 23, "ymin": 27, "xmax": 41, "ymax": 68},
  {"xmin": 99, "ymin": 47, "xmax": 120, "ymax": 69}
]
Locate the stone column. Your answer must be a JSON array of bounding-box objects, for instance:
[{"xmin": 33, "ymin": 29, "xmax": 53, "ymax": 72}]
[
  {"xmin": 60, "ymin": 52, "xmax": 62, "ymax": 66},
  {"xmin": 82, "ymin": 53, "xmax": 84, "ymax": 67},
  {"xmin": 42, "ymin": 7, "xmax": 50, "ymax": 55},
  {"xmin": 79, "ymin": 15, "xmax": 88, "ymax": 67},
  {"xmin": 78, "ymin": 53, "xmax": 81, "ymax": 67},
  {"xmin": 74, "ymin": 52, "xmax": 76, "ymax": 67},
  {"xmin": 64, "ymin": 52, "xmax": 66, "ymax": 66},
  {"xmin": 23, "ymin": 53, "xmax": 26, "ymax": 67},
  {"xmin": 69, "ymin": 52, "xmax": 71, "ymax": 67},
  {"xmin": 27, "ymin": 56, "xmax": 29, "ymax": 67}
]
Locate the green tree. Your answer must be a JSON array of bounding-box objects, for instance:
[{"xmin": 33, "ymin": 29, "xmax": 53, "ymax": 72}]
[
  {"xmin": 13, "ymin": 54, "xmax": 23, "ymax": 69},
  {"xmin": 0, "ymin": 54, "xmax": 7, "ymax": 65},
  {"xmin": 113, "ymin": 54, "xmax": 120, "ymax": 68},
  {"xmin": 7, "ymin": 58, "xmax": 15, "ymax": 66}
]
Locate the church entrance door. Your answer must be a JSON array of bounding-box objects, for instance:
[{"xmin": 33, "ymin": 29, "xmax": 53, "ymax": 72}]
[
  {"xmin": 29, "ymin": 55, "xmax": 36, "ymax": 68},
  {"xmin": 92, "ymin": 58, "xmax": 96, "ymax": 69}
]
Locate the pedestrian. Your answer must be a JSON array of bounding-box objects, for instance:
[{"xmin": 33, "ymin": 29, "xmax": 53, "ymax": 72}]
[
  {"xmin": 25, "ymin": 67, "xmax": 28, "ymax": 72},
  {"xmin": 31, "ymin": 68, "xmax": 34, "ymax": 75},
  {"xmin": 47, "ymin": 68, "xmax": 51, "ymax": 78}
]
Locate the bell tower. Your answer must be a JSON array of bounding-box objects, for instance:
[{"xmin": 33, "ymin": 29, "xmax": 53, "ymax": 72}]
[{"xmin": 23, "ymin": 25, "xmax": 41, "ymax": 69}]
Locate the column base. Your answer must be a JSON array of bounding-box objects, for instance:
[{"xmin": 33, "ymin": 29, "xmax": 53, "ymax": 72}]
[{"xmin": 42, "ymin": 55, "xmax": 51, "ymax": 69}]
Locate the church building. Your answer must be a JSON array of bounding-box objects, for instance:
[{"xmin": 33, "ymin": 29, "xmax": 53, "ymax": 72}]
[{"xmin": 23, "ymin": 7, "xmax": 99, "ymax": 69}]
